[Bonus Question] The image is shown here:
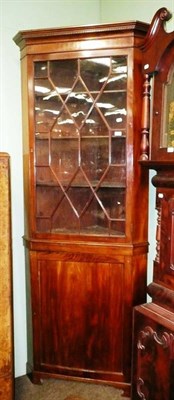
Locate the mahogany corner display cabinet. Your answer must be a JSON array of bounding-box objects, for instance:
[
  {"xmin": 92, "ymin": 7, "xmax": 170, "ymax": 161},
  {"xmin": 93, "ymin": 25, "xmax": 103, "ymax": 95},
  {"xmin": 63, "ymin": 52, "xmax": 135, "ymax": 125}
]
[
  {"xmin": 131, "ymin": 8, "xmax": 174, "ymax": 400},
  {"xmin": 13, "ymin": 12, "xmax": 157, "ymax": 396}
]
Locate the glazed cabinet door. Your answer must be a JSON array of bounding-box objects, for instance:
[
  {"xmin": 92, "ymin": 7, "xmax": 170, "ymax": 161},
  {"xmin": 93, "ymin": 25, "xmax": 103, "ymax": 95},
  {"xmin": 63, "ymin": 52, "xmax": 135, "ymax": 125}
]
[{"xmin": 34, "ymin": 56, "xmax": 127, "ymax": 237}]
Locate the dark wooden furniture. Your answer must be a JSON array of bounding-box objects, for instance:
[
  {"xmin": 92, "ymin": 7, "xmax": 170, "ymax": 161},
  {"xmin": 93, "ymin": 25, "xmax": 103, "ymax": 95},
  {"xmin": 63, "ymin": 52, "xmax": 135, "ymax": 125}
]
[
  {"xmin": 0, "ymin": 153, "xmax": 14, "ymax": 400},
  {"xmin": 14, "ymin": 18, "xmax": 150, "ymax": 396},
  {"xmin": 132, "ymin": 8, "xmax": 174, "ymax": 400}
]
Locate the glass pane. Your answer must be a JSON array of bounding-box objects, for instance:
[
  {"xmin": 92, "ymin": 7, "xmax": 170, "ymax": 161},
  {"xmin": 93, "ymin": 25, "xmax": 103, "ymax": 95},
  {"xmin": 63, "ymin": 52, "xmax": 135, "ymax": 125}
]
[
  {"xmin": 81, "ymin": 107, "xmax": 109, "ymax": 137},
  {"xmin": 66, "ymin": 81, "xmax": 93, "ymax": 128},
  {"xmin": 51, "ymin": 107, "xmax": 79, "ymax": 137},
  {"xmin": 97, "ymin": 92, "xmax": 127, "ymax": 129},
  {"xmin": 34, "ymin": 62, "xmax": 48, "ymax": 78},
  {"xmin": 70, "ymin": 168, "xmax": 89, "ymax": 187},
  {"xmin": 80, "ymin": 58, "xmax": 110, "ymax": 92},
  {"xmin": 35, "ymin": 78, "xmax": 62, "ymax": 133},
  {"xmin": 36, "ymin": 186, "xmax": 63, "ymax": 220},
  {"xmin": 109, "ymin": 56, "xmax": 127, "ymax": 91},
  {"xmin": 36, "ymin": 218, "xmax": 51, "ymax": 233},
  {"xmin": 51, "ymin": 197, "xmax": 79, "ymax": 233},
  {"xmin": 111, "ymin": 57, "xmax": 127, "ymax": 74},
  {"xmin": 102, "ymin": 166, "xmax": 126, "ymax": 187},
  {"xmin": 110, "ymin": 220, "xmax": 125, "ymax": 236},
  {"xmin": 66, "ymin": 187, "xmax": 93, "ymax": 215},
  {"xmin": 81, "ymin": 138, "xmax": 109, "ymax": 182},
  {"xmin": 111, "ymin": 137, "xmax": 126, "ymax": 164},
  {"xmin": 80, "ymin": 56, "xmax": 127, "ymax": 92},
  {"xmin": 104, "ymin": 74, "xmax": 127, "ymax": 91},
  {"xmin": 36, "ymin": 166, "xmax": 58, "ymax": 185},
  {"xmin": 35, "ymin": 138, "xmax": 49, "ymax": 165},
  {"xmin": 50, "ymin": 139, "xmax": 79, "ymax": 184},
  {"xmin": 80, "ymin": 196, "xmax": 109, "ymax": 235},
  {"xmin": 49, "ymin": 60, "xmax": 78, "ymax": 95},
  {"xmin": 96, "ymin": 188, "xmax": 125, "ymax": 219}
]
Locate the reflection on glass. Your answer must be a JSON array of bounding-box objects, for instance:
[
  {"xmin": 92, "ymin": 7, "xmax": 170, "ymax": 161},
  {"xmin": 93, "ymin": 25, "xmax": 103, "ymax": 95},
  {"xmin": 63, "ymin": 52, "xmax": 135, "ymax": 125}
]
[
  {"xmin": 98, "ymin": 92, "xmax": 127, "ymax": 129},
  {"xmin": 35, "ymin": 62, "xmax": 48, "ymax": 78},
  {"xmin": 51, "ymin": 107, "xmax": 79, "ymax": 137},
  {"xmin": 81, "ymin": 107, "xmax": 109, "ymax": 136},
  {"xmin": 66, "ymin": 81, "xmax": 93, "ymax": 127},
  {"xmin": 35, "ymin": 78, "xmax": 63, "ymax": 133},
  {"xmin": 80, "ymin": 56, "xmax": 127, "ymax": 91},
  {"xmin": 49, "ymin": 60, "xmax": 78, "ymax": 94},
  {"xmin": 80, "ymin": 58, "xmax": 110, "ymax": 91}
]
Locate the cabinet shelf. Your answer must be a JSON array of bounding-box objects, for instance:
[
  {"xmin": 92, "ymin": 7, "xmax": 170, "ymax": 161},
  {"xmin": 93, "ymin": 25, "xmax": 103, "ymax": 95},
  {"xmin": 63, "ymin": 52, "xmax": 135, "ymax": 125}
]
[
  {"xmin": 36, "ymin": 181, "xmax": 126, "ymax": 188},
  {"xmin": 35, "ymin": 133, "xmax": 127, "ymax": 139},
  {"xmin": 44, "ymin": 225, "xmax": 126, "ymax": 236}
]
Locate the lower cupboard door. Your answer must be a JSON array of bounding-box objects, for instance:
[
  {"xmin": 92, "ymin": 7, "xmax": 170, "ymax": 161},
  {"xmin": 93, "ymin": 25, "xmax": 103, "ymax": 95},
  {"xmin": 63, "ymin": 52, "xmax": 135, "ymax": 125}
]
[{"xmin": 32, "ymin": 258, "xmax": 124, "ymax": 380}]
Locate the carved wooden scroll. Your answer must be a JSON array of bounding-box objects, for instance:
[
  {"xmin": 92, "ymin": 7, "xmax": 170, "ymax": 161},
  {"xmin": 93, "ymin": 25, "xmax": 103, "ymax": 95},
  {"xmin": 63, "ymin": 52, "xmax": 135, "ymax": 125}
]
[{"xmin": 136, "ymin": 326, "xmax": 174, "ymax": 400}]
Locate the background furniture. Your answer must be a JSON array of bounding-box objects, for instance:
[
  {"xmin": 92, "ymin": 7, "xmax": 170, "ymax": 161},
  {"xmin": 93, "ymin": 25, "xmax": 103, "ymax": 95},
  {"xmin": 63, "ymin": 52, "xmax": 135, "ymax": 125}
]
[
  {"xmin": 14, "ymin": 17, "xmax": 150, "ymax": 397},
  {"xmin": 0, "ymin": 153, "xmax": 14, "ymax": 400},
  {"xmin": 132, "ymin": 8, "xmax": 174, "ymax": 400}
]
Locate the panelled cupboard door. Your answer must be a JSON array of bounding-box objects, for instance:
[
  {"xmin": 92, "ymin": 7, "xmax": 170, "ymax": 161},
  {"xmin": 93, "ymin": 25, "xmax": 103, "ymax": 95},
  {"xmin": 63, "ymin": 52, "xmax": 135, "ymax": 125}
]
[
  {"xmin": 30, "ymin": 250, "xmax": 147, "ymax": 396},
  {"xmin": 33, "ymin": 256, "xmax": 123, "ymax": 373},
  {"xmin": 14, "ymin": 15, "xmax": 151, "ymax": 396}
]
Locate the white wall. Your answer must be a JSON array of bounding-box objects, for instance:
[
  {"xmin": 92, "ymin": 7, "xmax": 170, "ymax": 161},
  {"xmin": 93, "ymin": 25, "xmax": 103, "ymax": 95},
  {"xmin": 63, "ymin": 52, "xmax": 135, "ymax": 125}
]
[
  {"xmin": 101, "ymin": 0, "xmax": 174, "ymax": 26},
  {"xmin": 0, "ymin": 0, "xmax": 100, "ymax": 378},
  {"xmin": 0, "ymin": 0, "xmax": 174, "ymax": 378}
]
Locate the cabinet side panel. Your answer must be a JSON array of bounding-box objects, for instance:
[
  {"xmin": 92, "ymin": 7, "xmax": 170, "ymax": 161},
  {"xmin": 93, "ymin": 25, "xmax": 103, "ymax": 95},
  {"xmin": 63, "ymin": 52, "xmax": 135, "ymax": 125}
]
[{"xmin": 21, "ymin": 56, "xmax": 34, "ymax": 237}]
